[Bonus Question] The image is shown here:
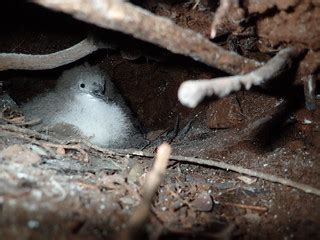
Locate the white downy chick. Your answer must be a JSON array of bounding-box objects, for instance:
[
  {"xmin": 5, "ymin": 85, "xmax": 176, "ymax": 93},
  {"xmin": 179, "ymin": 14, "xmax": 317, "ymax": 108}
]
[{"xmin": 22, "ymin": 64, "xmax": 132, "ymax": 147}]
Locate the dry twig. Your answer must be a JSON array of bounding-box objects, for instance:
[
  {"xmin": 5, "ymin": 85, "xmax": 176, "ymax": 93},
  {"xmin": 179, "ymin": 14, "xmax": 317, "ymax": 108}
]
[
  {"xmin": 34, "ymin": 0, "xmax": 261, "ymax": 75},
  {"xmin": 127, "ymin": 143, "xmax": 171, "ymax": 238},
  {"xmin": 1, "ymin": 108, "xmax": 42, "ymax": 126},
  {"xmin": 210, "ymin": 0, "xmax": 246, "ymax": 39},
  {"xmin": 0, "ymin": 124, "xmax": 64, "ymax": 143},
  {"xmin": 0, "ymin": 124, "xmax": 121, "ymax": 159},
  {"xmin": 222, "ymin": 202, "xmax": 268, "ymax": 212},
  {"xmin": 210, "ymin": 0, "xmax": 231, "ymax": 39},
  {"xmin": 178, "ymin": 47, "xmax": 302, "ymax": 107},
  {"xmin": 121, "ymin": 149, "xmax": 320, "ymax": 197},
  {"xmin": 65, "ymin": 138, "xmax": 119, "ymax": 156},
  {"xmin": 303, "ymin": 74, "xmax": 317, "ymax": 110},
  {"xmin": 0, "ymin": 37, "xmax": 107, "ymax": 71},
  {"xmin": 42, "ymin": 142, "xmax": 89, "ymax": 162},
  {"xmin": 2, "ymin": 124, "xmax": 319, "ymax": 196}
]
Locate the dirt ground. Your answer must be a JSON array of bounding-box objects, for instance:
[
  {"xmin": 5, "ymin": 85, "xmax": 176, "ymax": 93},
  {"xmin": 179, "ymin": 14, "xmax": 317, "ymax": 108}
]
[{"xmin": 0, "ymin": 0, "xmax": 319, "ymax": 239}]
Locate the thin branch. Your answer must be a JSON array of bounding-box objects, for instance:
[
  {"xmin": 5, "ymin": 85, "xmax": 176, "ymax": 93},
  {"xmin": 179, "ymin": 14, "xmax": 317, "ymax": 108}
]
[
  {"xmin": 178, "ymin": 47, "xmax": 302, "ymax": 108},
  {"xmin": 120, "ymin": 149, "xmax": 320, "ymax": 197},
  {"xmin": 127, "ymin": 143, "xmax": 171, "ymax": 238},
  {"xmin": 3, "ymin": 123, "xmax": 319, "ymax": 196},
  {"xmin": 0, "ymin": 124, "xmax": 122, "ymax": 156},
  {"xmin": 42, "ymin": 142, "xmax": 89, "ymax": 162},
  {"xmin": 0, "ymin": 124, "xmax": 64, "ymax": 143},
  {"xmin": 0, "ymin": 37, "xmax": 107, "ymax": 71},
  {"xmin": 303, "ymin": 74, "xmax": 317, "ymax": 110},
  {"xmin": 210, "ymin": 0, "xmax": 231, "ymax": 39},
  {"xmin": 222, "ymin": 202, "xmax": 268, "ymax": 212},
  {"xmin": 33, "ymin": 0, "xmax": 262, "ymax": 75}
]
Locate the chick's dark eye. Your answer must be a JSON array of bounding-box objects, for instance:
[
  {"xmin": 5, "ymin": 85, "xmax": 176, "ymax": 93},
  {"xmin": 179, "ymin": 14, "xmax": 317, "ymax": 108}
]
[{"xmin": 79, "ymin": 83, "xmax": 85, "ymax": 88}]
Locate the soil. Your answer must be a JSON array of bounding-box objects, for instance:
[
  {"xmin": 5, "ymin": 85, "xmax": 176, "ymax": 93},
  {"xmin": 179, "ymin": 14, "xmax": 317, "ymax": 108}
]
[{"xmin": 0, "ymin": 0, "xmax": 319, "ymax": 239}]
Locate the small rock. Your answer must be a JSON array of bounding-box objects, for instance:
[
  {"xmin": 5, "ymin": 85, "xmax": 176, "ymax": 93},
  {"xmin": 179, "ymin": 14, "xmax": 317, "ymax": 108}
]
[
  {"xmin": 127, "ymin": 163, "xmax": 145, "ymax": 183},
  {"xmin": 192, "ymin": 191, "xmax": 213, "ymax": 212},
  {"xmin": 1, "ymin": 145, "xmax": 41, "ymax": 164},
  {"xmin": 244, "ymin": 212, "xmax": 261, "ymax": 224},
  {"xmin": 215, "ymin": 181, "xmax": 236, "ymax": 190},
  {"xmin": 26, "ymin": 144, "xmax": 48, "ymax": 156},
  {"xmin": 27, "ymin": 220, "xmax": 40, "ymax": 229}
]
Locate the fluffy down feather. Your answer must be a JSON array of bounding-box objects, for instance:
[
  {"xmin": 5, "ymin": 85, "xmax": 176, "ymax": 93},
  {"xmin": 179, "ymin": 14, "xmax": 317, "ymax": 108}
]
[{"xmin": 22, "ymin": 64, "xmax": 131, "ymax": 147}]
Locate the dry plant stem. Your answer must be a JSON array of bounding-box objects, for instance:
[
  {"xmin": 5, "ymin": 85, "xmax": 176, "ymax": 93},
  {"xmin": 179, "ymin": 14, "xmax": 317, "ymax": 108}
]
[
  {"xmin": 2, "ymin": 124, "xmax": 319, "ymax": 196},
  {"xmin": 192, "ymin": 0, "xmax": 201, "ymax": 10},
  {"xmin": 0, "ymin": 116, "xmax": 41, "ymax": 126},
  {"xmin": 210, "ymin": 0, "xmax": 231, "ymax": 39},
  {"xmin": 222, "ymin": 202, "xmax": 268, "ymax": 212},
  {"xmin": 16, "ymin": 118, "xmax": 42, "ymax": 127},
  {"xmin": 128, "ymin": 143, "xmax": 172, "ymax": 235},
  {"xmin": 125, "ymin": 150, "xmax": 320, "ymax": 197},
  {"xmin": 34, "ymin": 0, "xmax": 261, "ymax": 75},
  {"xmin": 303, "ymin": 74, "xmax": 317, "ymax": 110},
  {"xmin": 0, "ymin": 37, "xmax": 105, "ymax": 71},
  {"xmin": 178, "ymin": 47, "xmax": 302, "ymax": 108},
  {"xmin": 167, "ymin": 187, "xmax": 193, "ymax": 209},
  {"xmin": 66, "ymin": 139, "xmax": 118, "ymax": 156},
  {"xmin": 0, "ymin": 124, "xmax": 64, "ymax": 143},
  {"xmin": 42, "ymin": 142, "xmax": 89, "ymax": 162},
  {"xmin": 0, "ymin": 124, "xmax": 119, "ymax": 156}
]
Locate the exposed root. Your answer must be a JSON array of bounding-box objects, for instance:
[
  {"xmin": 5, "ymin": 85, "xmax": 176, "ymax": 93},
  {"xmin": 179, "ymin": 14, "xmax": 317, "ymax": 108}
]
[
  {"xmin": 121, "ymin": 149, "xmax": 320, "ymax": 197},
  {"xmin": 0, "ymin": 124, "xmax": 123, "ymax": 160},
  {"xmin": 210, "ymin": 0, "xmax": 231, "ymax": 39},
  {"xmin": 126, "ymin": 143, "xmax": 171, "ymax": 238},
  {"xmin": 2, "ymin": 123, "xmax": 320, "ymax": 197},
  {"xmin": 210, "ymin": 0, "xmax": 246, "ymax": 39},
  {"xmin": 0, "ymin": 36, "xmax": 108, "ymax": 71},
  {"xmin": 34, "ymin": 0, "xmax": 261, "ymax": 75},
  {"xmin": 178, "ymin": 47, "xmax": 303, "ymax": 108}
]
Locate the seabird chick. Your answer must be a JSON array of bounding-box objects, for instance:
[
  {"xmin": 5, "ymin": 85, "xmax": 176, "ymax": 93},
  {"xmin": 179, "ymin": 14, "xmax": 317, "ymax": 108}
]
[{"xmin": 22, "ymin": 63, "xmax": 137, "ymax": 147}]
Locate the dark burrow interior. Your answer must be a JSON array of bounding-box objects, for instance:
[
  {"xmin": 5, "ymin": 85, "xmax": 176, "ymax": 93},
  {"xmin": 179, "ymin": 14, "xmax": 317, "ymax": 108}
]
[{"xmin": 0, "ymin": 0, "xmax": 319, "ymax": 239}]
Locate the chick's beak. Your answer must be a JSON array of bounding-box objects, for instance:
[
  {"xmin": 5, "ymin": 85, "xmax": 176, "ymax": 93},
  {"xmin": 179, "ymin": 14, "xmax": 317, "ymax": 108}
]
[{"xmin": 91, "ymin": 84, "xmax": 105, "ymax": 99}]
